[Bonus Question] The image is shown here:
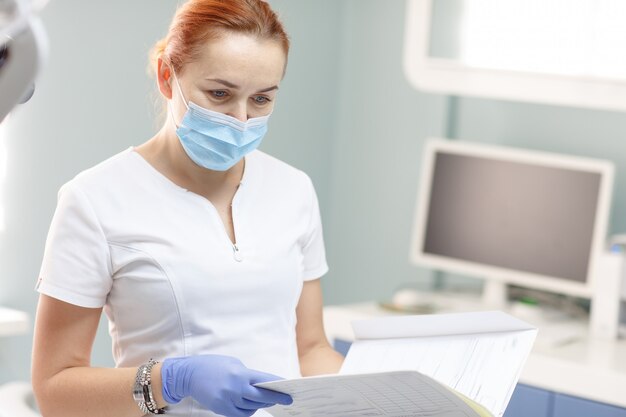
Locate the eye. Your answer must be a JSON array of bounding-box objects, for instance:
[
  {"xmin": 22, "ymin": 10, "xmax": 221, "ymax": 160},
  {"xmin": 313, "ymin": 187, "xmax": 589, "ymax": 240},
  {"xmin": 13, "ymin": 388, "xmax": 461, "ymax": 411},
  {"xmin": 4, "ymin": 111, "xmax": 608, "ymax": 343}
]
[
  {"xmin": 252, "ymin": 95, "xmax": 271, "ymax": 105},
  {"xmin": 208, "ymin": 90, "xmax": 229, "ymax": 99}
]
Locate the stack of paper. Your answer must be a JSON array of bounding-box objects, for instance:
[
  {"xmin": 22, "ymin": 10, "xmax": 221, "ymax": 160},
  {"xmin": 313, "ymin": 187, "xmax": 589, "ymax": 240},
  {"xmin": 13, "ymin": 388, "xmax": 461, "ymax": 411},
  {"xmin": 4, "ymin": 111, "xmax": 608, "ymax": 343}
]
[{"xmin": 257, "ymin": 311, "xmax": 537, "ymax": 417}]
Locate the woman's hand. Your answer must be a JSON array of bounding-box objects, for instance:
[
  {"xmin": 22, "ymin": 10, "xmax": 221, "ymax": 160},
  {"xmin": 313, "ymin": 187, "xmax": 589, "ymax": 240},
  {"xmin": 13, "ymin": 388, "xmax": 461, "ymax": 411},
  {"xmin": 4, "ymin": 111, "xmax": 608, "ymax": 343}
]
[{"xmin": 161, "ymin": 354, "xmax": 293, "ymax": 417}]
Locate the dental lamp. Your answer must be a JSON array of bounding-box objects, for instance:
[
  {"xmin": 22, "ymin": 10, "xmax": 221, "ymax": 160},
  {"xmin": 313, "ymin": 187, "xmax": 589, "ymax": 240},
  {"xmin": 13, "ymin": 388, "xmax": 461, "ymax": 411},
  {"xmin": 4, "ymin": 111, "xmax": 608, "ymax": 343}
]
[{"xmin": 0, "ymin": 0, "xmax": 48, "ymax": 121}]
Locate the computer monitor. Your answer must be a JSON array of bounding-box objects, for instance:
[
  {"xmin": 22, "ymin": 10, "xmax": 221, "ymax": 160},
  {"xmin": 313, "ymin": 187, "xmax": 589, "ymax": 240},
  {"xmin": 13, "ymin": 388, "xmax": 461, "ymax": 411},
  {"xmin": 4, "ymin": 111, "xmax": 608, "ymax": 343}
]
[{"xmin": 410, "ymin": 139, "xmax": 614, "ymax": 307}]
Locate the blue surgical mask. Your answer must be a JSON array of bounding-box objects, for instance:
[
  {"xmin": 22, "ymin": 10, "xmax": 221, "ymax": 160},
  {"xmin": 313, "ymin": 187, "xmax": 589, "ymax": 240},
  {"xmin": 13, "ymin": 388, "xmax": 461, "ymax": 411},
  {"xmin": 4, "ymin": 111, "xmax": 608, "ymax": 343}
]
[{"xmin": 171, "ymin": 75, "xmax": 270, "ymax": 171}]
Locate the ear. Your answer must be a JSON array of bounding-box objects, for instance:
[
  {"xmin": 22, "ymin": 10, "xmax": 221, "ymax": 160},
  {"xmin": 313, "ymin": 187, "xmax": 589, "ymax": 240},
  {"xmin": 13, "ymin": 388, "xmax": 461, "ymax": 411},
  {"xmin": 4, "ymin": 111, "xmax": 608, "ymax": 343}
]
[{"xmin": 157, "ymin": 57, "xmax": 173, "ymax": 100}]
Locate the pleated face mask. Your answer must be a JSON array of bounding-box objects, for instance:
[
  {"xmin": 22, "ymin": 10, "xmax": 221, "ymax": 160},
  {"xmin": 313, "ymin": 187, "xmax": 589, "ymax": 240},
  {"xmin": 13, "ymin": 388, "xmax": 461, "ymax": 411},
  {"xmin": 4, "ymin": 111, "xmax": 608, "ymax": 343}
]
[{"xmin": 171, "ymin": 75, "xmax": 270, "ymax": 171}]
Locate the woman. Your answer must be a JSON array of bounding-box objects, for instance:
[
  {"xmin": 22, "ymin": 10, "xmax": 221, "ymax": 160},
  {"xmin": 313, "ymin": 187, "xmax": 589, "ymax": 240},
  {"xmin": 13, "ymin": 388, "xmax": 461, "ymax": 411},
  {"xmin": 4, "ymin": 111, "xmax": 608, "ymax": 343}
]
[{"xmin": 31, "ymin": 1, "xmax": 344, "ymax": 416}]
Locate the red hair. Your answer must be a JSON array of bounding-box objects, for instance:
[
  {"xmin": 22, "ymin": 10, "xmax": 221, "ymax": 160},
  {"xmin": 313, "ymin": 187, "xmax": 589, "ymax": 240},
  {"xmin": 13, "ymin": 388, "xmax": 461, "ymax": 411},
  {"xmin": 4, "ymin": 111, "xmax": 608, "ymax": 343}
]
[{"xmin": 150, "ymin": 0, "xmax": 290, "ymax": 75}]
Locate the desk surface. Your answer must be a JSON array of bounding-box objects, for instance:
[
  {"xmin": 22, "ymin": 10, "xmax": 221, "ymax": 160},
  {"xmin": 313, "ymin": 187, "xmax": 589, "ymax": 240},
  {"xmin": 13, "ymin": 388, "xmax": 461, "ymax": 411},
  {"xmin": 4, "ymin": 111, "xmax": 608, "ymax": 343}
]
[
  {"xmin": 323, "ymin": 294, "xmax": 626, "ymax": 409},
  {"xmin": 0, "ymin": 307, "xmax": 29, "ymax": 337}
]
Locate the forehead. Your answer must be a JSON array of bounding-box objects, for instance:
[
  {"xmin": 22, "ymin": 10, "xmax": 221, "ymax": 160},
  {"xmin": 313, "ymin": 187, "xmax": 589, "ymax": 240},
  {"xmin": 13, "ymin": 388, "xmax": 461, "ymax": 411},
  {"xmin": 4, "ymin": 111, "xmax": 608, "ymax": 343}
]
[{"xmin": 182, "ymin": 32, "xmax": 287, "ymax": 88}]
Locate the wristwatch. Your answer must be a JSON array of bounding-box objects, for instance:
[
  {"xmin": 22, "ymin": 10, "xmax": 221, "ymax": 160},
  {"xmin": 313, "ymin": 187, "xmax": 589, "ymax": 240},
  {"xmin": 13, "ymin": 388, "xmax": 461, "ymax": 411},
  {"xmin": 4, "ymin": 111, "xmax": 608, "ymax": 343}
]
[{"xmin": 133, "ymin": 358, "xmax": 167, "ymax": 414}]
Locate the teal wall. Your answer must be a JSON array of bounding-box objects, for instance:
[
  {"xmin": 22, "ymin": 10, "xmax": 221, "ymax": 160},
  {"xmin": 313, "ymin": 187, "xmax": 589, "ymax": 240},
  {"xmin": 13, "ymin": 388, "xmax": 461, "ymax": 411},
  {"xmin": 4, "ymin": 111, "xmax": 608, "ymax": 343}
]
[
  {"xmin": 322, "ymin": 1, "xmax": 448, "ymax": 304},
  {"xmin": 2, "ymin": 0, "xmax": 626, "ymax": 385}
]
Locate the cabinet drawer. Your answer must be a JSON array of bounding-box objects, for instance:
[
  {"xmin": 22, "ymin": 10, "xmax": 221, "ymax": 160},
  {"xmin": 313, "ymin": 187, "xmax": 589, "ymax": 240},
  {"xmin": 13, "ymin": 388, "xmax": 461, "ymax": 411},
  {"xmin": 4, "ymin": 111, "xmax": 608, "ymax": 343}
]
[
  {"xmin": 553, "ymin": 393, "xmax": 626, "ymax": 417},
  {"xmin": 504, "ymin": 384, "xmax": 553, "ymax": 417}
]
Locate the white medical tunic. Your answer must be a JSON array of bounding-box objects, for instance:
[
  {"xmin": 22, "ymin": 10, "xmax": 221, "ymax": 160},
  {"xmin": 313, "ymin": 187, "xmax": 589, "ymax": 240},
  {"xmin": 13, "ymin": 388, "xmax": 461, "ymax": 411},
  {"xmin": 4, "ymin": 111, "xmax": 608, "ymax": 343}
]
[{"xmin": 36, "ymin": 148, "xmax": 329, "ymax": 416}]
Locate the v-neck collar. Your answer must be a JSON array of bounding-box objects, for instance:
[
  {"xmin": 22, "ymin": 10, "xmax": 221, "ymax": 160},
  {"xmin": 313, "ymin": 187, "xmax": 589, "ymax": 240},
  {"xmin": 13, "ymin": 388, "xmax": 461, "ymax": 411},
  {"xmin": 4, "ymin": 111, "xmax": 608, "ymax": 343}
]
[{"xmin": 128, "ymin": 146, "xmax": 258, "ymax": 195}]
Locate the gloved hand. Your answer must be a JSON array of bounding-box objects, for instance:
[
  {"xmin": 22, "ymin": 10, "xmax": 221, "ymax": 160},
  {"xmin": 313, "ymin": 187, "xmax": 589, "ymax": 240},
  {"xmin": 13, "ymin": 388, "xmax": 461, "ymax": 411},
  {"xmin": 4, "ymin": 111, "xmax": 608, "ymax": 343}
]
[{"xmin": 161, "ymin": 354, "xmax": 293, "ymax": 417}]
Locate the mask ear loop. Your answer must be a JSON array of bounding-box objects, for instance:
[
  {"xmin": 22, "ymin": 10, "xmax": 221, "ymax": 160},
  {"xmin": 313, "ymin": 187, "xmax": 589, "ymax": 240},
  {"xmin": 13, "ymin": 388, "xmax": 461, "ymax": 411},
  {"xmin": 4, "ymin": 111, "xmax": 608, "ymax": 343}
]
[
  {"xmin": 168, "ymin": 69, "xmax": 189, "ymax": 128},
  {"xmin": 171, "ymin": 70, "xmax": 190, "ymax": 110}
]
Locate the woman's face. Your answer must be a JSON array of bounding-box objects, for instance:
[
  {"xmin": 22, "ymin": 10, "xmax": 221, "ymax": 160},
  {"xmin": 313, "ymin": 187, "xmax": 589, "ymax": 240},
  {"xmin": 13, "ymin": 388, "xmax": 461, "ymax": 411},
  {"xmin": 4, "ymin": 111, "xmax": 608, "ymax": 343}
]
[{"xmin": 169, "ymin": 32, "xmax": 287, "ymax": 123}]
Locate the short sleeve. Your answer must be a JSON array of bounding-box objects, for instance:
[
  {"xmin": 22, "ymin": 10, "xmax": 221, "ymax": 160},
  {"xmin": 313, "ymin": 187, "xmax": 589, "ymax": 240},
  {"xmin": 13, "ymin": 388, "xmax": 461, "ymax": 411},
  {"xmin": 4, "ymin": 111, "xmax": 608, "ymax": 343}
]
[
  {"xmin": 300, "ymin": 176, "xmax": 329, "ymax": 281},
  {"xmin": 36, "ymin": 181, "xmax": 112, "ymax": 308}
]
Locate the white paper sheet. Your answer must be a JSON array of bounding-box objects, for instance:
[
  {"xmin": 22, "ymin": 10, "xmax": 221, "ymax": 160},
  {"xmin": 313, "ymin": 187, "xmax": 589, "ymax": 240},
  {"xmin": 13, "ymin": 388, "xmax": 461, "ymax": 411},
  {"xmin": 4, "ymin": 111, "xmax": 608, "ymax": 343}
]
[
  {"xmin": 350, "ymin": 310, "xmax": 536, "ymax": 339},
  {"xmin": 340, "ymin": 311, "xmax": 537, "ymax": 417}
]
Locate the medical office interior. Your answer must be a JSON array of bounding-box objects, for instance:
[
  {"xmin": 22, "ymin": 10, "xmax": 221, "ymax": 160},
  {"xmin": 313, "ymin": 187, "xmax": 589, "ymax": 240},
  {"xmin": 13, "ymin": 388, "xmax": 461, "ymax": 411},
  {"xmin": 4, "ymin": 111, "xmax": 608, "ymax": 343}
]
[{"xmin": 2, "ymin": 0, "xmax": 626, "ymax": 416}]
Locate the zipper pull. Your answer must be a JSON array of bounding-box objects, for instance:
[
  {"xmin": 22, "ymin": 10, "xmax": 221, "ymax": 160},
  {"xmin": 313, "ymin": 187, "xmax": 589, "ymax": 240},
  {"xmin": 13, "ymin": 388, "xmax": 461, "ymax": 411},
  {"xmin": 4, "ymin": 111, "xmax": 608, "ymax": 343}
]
[{"xmin": 232, "ymin": 243, "xmax": 243, "ymax": 262}]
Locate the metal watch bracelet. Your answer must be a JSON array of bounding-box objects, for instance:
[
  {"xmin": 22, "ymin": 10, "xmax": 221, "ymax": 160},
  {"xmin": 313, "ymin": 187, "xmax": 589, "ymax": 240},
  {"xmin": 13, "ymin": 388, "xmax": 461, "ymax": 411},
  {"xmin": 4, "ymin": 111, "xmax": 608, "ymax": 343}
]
[{"xmin": 133, "ymin": 358, "xmax": 166, "ymax": 415}]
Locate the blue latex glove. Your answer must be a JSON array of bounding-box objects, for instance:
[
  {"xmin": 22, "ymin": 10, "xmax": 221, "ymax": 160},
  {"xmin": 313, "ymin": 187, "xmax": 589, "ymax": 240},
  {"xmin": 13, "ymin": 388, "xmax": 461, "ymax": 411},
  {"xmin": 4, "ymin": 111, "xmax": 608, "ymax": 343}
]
[{"xmin": 161, "ymin": 354, "xmax": 293, "ymax": 417}]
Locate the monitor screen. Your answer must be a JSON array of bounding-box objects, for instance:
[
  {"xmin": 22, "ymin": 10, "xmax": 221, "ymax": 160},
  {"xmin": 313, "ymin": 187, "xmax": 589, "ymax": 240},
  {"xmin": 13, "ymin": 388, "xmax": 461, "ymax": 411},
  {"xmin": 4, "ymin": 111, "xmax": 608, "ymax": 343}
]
[{"xmin": 412, "ymin": 139, "xmax": 614, "ymax": 297}]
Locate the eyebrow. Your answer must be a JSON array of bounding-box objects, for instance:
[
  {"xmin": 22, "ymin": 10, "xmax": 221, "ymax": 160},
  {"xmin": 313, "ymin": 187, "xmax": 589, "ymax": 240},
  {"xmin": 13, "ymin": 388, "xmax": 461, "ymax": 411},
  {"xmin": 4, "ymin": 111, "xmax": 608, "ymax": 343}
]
[{"xmin": 206, "ymin": 78, "xmax": 279, "ymax": 93}]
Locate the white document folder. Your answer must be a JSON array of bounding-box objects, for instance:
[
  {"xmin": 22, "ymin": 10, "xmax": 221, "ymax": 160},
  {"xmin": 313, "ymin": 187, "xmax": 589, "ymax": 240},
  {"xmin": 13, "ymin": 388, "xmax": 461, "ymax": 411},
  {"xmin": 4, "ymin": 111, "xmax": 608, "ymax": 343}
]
[{"xmin": 259, "ymin": 311, "xmax": 536, "ymax": 417}]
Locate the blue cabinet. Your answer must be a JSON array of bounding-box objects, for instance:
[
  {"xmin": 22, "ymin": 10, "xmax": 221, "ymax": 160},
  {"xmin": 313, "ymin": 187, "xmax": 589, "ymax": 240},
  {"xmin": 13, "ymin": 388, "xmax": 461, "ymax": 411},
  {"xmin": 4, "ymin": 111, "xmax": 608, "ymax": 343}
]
[
  {"xmin": 504, "ymin": 384, "xmax": 552, "ymax": 417},
  {"xmin": 502, "ymin": 387, "xmax": 626, "ymax": 417},
  {"xmin": 553, "ymin": 393, "xmax": 626, "ymax": 417},
  {"xmin": 333, "ymin": 338, "xmax": 352, "ymax": 356}
]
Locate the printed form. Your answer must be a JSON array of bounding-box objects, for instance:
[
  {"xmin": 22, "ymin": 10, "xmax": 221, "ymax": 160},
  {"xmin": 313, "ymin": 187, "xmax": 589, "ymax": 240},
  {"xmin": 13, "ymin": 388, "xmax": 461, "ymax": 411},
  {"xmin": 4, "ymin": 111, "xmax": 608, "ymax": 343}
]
[{"xmin": 257, "ymin": 371, "xmax": 485, "ymax": 417}]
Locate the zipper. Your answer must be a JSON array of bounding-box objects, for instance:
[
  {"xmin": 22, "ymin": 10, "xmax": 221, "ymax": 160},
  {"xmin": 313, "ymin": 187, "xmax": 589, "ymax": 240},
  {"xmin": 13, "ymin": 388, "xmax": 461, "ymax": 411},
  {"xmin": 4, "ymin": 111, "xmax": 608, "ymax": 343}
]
[
  {"xmin": 229, "ymin": 180, "xmax": 244, "ymax": 262},
  {"xmin": 232, "ymin": 243, "xmax": 243, "ymax": 262}
]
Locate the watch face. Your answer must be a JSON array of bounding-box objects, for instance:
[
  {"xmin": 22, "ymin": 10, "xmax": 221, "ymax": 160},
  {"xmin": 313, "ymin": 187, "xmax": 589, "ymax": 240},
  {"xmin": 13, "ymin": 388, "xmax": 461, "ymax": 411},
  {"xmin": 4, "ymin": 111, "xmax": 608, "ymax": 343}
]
[
  {"xmin": 133, "ymin": 388, "xmax": 144, "ymax": 401},
  {"xmin": 133, "ymin": 360, "xmax": 164, "ymax": 414}
]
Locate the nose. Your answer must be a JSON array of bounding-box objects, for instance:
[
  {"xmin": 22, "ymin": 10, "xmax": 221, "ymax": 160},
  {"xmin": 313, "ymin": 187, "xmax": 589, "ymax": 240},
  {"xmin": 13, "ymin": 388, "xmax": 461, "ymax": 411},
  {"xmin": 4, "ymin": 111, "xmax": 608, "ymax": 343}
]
[{"xmin": 226, "ymin": 102, "xmax": 248, "ymax": 122}]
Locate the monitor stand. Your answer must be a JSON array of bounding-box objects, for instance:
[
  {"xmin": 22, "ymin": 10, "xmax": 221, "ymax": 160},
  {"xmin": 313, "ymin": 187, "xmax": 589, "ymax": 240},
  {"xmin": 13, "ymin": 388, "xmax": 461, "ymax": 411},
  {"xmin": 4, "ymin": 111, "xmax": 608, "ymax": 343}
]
[{"xmin": 482, "ymin": 280, "xmax": 509, "ymax": 310}]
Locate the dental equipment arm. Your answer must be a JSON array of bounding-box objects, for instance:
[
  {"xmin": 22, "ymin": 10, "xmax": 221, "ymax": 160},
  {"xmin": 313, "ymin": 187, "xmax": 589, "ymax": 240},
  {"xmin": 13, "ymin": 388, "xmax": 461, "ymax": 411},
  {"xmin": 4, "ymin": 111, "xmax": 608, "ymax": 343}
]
[{"xmin": 0, "ymin": 0, "xmax": 48, "ymax": 121}]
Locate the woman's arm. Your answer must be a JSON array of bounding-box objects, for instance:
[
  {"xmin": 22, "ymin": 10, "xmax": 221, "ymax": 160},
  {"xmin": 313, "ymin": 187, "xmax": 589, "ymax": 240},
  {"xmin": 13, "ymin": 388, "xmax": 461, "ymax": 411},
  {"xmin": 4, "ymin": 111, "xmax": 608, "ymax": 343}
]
[
  {"xmin": 31, "ymin": 294, "xmax": 167, "ymax": 417},
  {"xmin": 295, "ymin": 279, "xmax": 344, "ymax": 376},
  {"xmin": 32, "ymin": 295, "xmax": 291, "ymax": 417}
]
